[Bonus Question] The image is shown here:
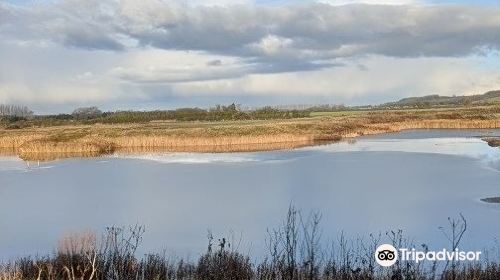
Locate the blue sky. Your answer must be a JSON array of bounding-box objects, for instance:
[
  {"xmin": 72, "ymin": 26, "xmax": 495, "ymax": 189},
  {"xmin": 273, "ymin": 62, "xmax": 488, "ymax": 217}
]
[{"xmin": 1, "ymin": 0, "xmax": 500, "ymax": 113}]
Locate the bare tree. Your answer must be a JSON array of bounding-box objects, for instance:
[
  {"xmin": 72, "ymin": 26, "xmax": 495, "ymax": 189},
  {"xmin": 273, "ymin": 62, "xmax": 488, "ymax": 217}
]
[
  {"xmin": 439, "ymin": 213, "xmax": 467, "ymax": 280},
  {"xmin": 0, "ymin": 104, "xmax": 33, "ymax": 117},
  {"xmin": 58, "ymin": 231, "xmax": 98, "ymax": 280},
  {"xmin": 101, "ymin": 224, "xmax": 145, "ymax": 280},
  {"xmin": 301, "ymin": 212, "xmax": 322, "ymax": 280}
]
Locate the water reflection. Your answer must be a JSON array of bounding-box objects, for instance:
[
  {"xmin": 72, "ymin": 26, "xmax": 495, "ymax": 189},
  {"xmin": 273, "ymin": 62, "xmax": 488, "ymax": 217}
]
[
  {"xmin": 0, "ymin": 140, "xmax": 325, "ymax": 162},
  {"xmin": 0, "ymin": 129, "xmax": 499, "ymax": 261}
]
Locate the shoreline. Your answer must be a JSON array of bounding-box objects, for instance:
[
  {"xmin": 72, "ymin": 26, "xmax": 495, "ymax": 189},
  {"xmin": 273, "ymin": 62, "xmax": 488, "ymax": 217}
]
[
  {"xmin": 1, "ymin": 118, "xmax": 500, "ymax": 161},
  {"xmin": 482, "ymin": 137, "xmax": 500, "ymax": 147}
]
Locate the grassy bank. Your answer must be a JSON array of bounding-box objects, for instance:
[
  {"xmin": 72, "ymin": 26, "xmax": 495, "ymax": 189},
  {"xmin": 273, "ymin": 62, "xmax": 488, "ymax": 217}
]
[{"xmin": 1, "ymin": 105, "xmax": 500, "ymax": 161}]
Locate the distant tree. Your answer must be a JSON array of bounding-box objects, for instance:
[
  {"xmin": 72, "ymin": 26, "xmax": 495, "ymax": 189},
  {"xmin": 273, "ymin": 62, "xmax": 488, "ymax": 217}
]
[
  {"xmin": 227, "ymin": 102, "xmax": 237, "ymax": 112},
  {"xmin": 0, "ymin": 104, "xmax": 33, "ymax": 117},
  {"xmin": 72, "ymin": 106, "xmax": 102, "ymax": 119},
  {"xmin": 211, "ymin": 103, "xmax": 238, "ymax": 112}
]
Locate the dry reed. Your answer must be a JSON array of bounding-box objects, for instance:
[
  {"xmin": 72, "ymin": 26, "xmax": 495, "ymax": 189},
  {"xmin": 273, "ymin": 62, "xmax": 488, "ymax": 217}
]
[{"xmin": 1, "ymin": 109, "xmax": 500, "ymax": 161}]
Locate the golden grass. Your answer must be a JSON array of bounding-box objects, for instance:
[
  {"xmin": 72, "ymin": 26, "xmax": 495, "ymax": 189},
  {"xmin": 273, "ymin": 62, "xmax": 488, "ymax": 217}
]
[
  {"xmin": 114, "ymin": 140, "xmax": 323, "ymax": 155},
  {"xmin": 1, "ymin": 106, "xmax": 500, "ymax": 161},
  {"xmin": 0, "ymin": 270, "xmax": 21, "ymax": 280},
  {"xmin": 112, "ymin": 134, "xmax": 315, "ymax": 148}
]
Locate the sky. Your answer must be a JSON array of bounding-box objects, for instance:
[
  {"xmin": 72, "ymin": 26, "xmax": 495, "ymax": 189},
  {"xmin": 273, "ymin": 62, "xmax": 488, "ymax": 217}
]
[{"xmin": 1, "ymin": 0, "xmax": 500, "ymax": 113}]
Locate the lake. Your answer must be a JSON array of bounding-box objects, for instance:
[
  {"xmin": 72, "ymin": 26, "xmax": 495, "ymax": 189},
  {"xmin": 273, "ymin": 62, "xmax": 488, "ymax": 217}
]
[{"xmin": 1, "ymin": 129, "xmax": 499, "ymax": 260}]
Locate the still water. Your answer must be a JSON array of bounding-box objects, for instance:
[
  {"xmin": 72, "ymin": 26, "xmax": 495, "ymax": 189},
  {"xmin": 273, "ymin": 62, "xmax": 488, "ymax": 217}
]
[{"xmin": 1, "ymin": 129, "xmax": 499, "ymax": 259}]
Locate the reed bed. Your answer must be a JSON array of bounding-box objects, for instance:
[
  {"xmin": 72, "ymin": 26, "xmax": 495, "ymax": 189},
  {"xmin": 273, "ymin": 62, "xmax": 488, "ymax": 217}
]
[
  {"xmin": 0, "ymin": 268, "xmax": 21, "ymax": 280},
  {"xmin": 389, "ymin": 119, "xmax": 500, "ymax": 130},
  {"xmin": 112, "ymin": 134, "xmax": 313, "ymax": 147},
  {"xmin": 0, "ymin": 134, "xmax": 44, "ymax": 149},
  {"xmin": 16, "ymin": 137, "xmax": 115, "ymax": 161},
  {"xmin": 114, "ymin": 140, "xmax": 321, "ymax": 154},
  {"xmin": 1, "ymin": 107, "xmax": 500, "ymax": 161}
]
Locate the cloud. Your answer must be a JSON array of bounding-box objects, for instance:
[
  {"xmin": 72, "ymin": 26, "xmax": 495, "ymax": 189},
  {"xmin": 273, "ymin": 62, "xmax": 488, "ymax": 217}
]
[
  {"xmin": 3, "ymin": 1, "xmax": 500, "ymax": 69},
  {"xmin": 1, "ymin": 39, "xmax": 499, "ymax": 112},
  {"xmin": 207, "ymin": 59, "xmax": 223, "ymax": 66},
  {"xmin": 318, "ymin": 0, "xmax": 420, "ymax": 5},
  {"xmin": 106, "ymin": 48, "xmax": 338, "ymax": 85},
  {"xmin": 108, "ymin": 50, "xmax": 254, "ymax": 83},
  {"xmin": 172, "ymin": 55, "xmax": 500, "ymax": 102},
  {"xmin": 1, "ymin": 0, "xmax": 500, "ymax": 112}
]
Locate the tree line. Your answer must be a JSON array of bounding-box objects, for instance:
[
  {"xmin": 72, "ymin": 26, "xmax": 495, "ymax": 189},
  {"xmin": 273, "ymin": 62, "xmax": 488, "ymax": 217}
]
[
  {"xmin": 0, "ymin": 104, "xmax": 310, "ymax": 128},
  {"xmin": 76, "ymin": 104, "xmax": 309, "ymax": 123},
  {"xmin": 0, "ymin": 104, "xmax": 33, "ymax": 117}
]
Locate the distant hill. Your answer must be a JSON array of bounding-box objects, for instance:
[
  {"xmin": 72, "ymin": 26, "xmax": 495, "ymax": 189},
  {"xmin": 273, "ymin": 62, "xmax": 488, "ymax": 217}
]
[{"xmin": 381, "ymin": 90, "xmax": 500, "ymax": 108}]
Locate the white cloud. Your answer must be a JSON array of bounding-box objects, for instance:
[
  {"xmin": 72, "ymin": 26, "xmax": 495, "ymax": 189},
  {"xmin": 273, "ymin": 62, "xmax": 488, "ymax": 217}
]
[
  {"xmin": 173, "ymin": 55, "xmax": 500, "ymax": 103},
  {"xmin": 250, "ymin": 35, "xmax": 294, "ymax": 56},
  {"xmin": 1, "ymin": 0, "xmax": 500, "ymax": 111},
  {"xmin": 1, "ymin": 41, "xmax": 499, "ymax": 110},
  {"xmin": 109, "ymin": 49, "xmax": 253, "ymax": 83},
  {"xmin": 317, "ymin": 0, "xmax": 421, "ymax": 5},
  {"xmin": 186, "ymin": 0, "xmax": 253, "ymax": 6}
]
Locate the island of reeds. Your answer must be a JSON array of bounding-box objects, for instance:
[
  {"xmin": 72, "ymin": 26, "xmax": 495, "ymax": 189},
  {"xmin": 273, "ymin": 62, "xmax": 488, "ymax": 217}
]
[{"xmin": 1, "ymin": 91, "xmax": 500, "ymax": 161}]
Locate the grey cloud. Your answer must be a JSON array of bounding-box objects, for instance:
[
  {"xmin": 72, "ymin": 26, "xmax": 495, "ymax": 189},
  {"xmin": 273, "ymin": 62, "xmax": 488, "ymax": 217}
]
[
  {"xmin": 122, "ymin": 4, "xmax": 270, "ymax": 53},
  {"xmin": 249, "ymin": 58, "xmax": 340, "ymax": 74},
  {"xmin": 207, "ymin": 59, "xmax": 223, "ymax": 66},
  {"xmin": 0, "ymin": 4, "xmax": 11, "ymax": 25},
  {"xmin": 270, "ymin": 4, "xmax": 500, "ymax": 58},
  {"xmin": 357, "ymin": 64, "xmax": 368, "ymax": 71},
  {"xmin": 112, "ymin": 59, "xmax": 338, "ymax": 84},
  {"xmin": 54, "ymin": 25, "xmax": 124, "ymax": 51},
  {"xmin": 3, "ymin": 1, "xmax": 500, "ymax": 73},
  {"xmin": 114, "ymin": 3, "xmax": 500, "ymax": 58},
  {"xmin": 110, "ymin": 63, "xmax": 253, "ymax": 84},
  {"xmin": 0, "ymin": 0, "xmax": 124, "ymax": 50}
]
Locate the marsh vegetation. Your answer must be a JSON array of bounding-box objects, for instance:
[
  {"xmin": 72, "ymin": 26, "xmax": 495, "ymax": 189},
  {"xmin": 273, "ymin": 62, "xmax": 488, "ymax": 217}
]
[
  {"xmin": 0, "ymin": 104, "xmax": 499, "ymax": 161},
  {"xmin": 1, "ymin": 207, "xmax": 499, "ymax": 280}
]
